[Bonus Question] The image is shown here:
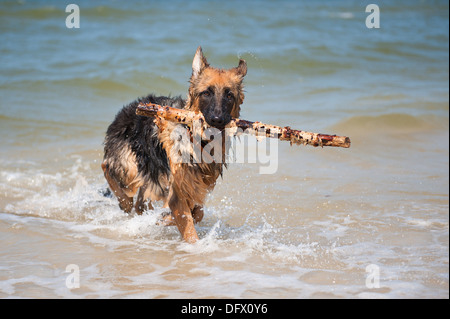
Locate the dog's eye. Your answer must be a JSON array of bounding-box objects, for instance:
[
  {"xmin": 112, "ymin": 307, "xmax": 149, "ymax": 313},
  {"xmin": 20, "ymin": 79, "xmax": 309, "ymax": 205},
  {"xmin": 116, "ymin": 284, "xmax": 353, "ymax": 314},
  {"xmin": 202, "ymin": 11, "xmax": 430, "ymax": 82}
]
[
  {"xmin": 226, "ymin": 92, "xmax": 234, "ymax": 100},
  {"xmin": 201, "ymin": 90, "xmax": 211, "ymax": 97}
]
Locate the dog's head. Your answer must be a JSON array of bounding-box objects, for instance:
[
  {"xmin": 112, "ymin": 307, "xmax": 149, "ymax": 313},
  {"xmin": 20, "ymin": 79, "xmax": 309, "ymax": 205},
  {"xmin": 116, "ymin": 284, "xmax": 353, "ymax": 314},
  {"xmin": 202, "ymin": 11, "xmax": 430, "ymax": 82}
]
[{"xmin": 187, "ymin": 47, "xmax": 247, "ymax": 129}]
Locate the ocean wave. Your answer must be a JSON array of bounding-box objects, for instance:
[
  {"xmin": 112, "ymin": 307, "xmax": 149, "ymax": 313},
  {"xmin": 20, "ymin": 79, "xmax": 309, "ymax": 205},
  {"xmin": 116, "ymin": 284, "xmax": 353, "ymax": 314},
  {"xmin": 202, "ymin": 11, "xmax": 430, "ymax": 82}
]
[
  {"xmin": 333, "ymin": 113, "xmax": 448, "ymax": 136},
  {"xmin": 1, "ymin": 78, "xmax": 176, "ymax": 106},
  {"xmin": 0, "ymin": 5, "xmax": 61, "ymax": 20},
  {"xmin": 0, "ymin": 4, "xmax": 147, "ymax": 20}
]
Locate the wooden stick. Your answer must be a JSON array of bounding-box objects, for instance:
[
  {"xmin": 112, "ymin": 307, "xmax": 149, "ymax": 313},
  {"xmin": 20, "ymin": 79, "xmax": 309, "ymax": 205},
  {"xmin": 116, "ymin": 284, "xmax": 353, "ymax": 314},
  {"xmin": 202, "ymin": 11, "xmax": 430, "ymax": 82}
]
[{"xmin": 136, "ymin": 103, "xmax": 351, "ymax": 148}]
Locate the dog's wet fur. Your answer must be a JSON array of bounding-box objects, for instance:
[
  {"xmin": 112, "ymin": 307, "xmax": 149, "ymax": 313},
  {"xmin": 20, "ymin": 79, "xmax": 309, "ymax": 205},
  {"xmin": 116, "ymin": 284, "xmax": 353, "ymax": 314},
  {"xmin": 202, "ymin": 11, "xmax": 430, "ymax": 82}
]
[{"xmin": 102, "ymin": 47, "xmax": 247, "ymax": 242}]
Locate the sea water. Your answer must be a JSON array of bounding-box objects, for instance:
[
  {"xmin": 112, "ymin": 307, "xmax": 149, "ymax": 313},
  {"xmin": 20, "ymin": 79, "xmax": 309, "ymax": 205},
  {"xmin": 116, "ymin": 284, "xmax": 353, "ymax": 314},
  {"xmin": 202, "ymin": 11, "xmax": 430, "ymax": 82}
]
[{"xmin": 0, "ymin": 0, "xmax": 448, "ymax": 298}]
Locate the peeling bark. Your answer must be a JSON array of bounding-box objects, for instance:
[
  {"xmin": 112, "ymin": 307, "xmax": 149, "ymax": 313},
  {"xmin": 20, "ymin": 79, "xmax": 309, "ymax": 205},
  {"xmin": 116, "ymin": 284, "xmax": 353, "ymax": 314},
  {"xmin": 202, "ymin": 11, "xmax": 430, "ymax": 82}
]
[{"xmin": 136, "ymin": 103, "xmax": 351, "ymax": 148}]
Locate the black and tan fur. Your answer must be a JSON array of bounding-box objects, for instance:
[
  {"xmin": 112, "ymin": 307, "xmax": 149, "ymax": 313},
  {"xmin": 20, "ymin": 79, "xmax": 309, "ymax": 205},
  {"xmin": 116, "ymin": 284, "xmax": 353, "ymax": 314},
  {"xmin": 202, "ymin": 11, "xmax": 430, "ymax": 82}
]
[{"xmin": 102, "ymin": 47, "xmax": 247, "ymax": 243}]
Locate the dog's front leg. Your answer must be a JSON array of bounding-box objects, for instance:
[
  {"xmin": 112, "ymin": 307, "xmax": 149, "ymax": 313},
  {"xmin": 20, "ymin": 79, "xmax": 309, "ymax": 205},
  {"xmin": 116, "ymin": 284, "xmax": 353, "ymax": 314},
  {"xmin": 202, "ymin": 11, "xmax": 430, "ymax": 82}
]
[
  {"xmin": 173, "ymin": 208, "xmax": 199, "ymax": 243},
  {"xmin": 168, "ymin": 191, "xmax": 199, "ymax": 243}
]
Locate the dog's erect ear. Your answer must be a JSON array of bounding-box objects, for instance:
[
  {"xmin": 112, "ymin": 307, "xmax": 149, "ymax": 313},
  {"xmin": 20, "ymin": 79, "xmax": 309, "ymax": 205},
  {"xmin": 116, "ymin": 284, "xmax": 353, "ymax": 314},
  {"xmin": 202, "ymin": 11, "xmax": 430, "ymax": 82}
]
[
  {"xmin": 192, "ymin": 46, "xmax": 209, "ymax": 79},
  {"xmin": 233, "ymin": 59, "xmax": 247, "ymax": 77}
]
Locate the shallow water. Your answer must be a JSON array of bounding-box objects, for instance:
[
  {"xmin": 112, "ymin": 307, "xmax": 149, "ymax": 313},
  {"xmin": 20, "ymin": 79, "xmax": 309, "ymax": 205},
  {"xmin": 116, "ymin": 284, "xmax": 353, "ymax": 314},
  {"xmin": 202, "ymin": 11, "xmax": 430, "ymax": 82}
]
[{"xmin": 0, "ymin": 0, "xmax": 448, "ymax": 298}]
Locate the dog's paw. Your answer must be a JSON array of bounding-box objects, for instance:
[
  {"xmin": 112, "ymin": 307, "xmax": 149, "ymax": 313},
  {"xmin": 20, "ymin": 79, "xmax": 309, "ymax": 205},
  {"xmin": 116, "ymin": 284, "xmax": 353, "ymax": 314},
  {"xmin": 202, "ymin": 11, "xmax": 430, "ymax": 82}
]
[{"xmin": 156, "ymin": 211, "xmax": 176, "ymax": 226}]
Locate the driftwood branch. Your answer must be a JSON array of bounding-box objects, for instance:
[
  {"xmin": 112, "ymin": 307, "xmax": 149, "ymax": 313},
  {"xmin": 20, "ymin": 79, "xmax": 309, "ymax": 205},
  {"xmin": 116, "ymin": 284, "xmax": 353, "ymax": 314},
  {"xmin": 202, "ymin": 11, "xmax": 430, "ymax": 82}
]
[{"xmin": 136, "ymin": 103, "xmax": 351, "ymax": 148}]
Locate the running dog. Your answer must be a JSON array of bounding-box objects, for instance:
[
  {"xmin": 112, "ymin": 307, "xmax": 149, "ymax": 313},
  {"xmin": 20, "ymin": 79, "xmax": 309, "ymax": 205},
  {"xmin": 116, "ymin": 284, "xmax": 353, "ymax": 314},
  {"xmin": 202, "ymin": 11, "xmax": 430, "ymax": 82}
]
[{"xmin": 102, "ymin": 47, "xmax": 247, "ymax": 243}]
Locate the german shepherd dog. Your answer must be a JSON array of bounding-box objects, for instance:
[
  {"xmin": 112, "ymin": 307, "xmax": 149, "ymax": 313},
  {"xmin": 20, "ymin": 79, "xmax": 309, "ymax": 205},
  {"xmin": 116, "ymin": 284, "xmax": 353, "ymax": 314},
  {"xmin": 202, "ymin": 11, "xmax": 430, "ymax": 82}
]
[{"xmin": 102, "ymin": 47, "xmax": 247, "ymax": 243}]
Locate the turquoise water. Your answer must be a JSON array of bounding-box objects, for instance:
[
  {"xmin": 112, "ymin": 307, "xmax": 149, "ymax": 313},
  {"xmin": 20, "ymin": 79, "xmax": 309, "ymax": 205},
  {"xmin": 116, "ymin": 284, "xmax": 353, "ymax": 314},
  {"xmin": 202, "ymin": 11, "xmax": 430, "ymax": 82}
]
[{"xmin": 0, "ymin": 0, "xmax": 448, "ymax": 298}]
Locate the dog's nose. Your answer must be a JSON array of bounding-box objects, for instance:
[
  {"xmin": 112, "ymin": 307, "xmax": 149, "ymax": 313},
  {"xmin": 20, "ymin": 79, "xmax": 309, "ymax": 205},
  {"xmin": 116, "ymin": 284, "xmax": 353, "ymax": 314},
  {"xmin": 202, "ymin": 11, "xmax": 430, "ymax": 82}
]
[{"xmin": 210, "ymin": 116, "xmax": 225, "ymax": 127}]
